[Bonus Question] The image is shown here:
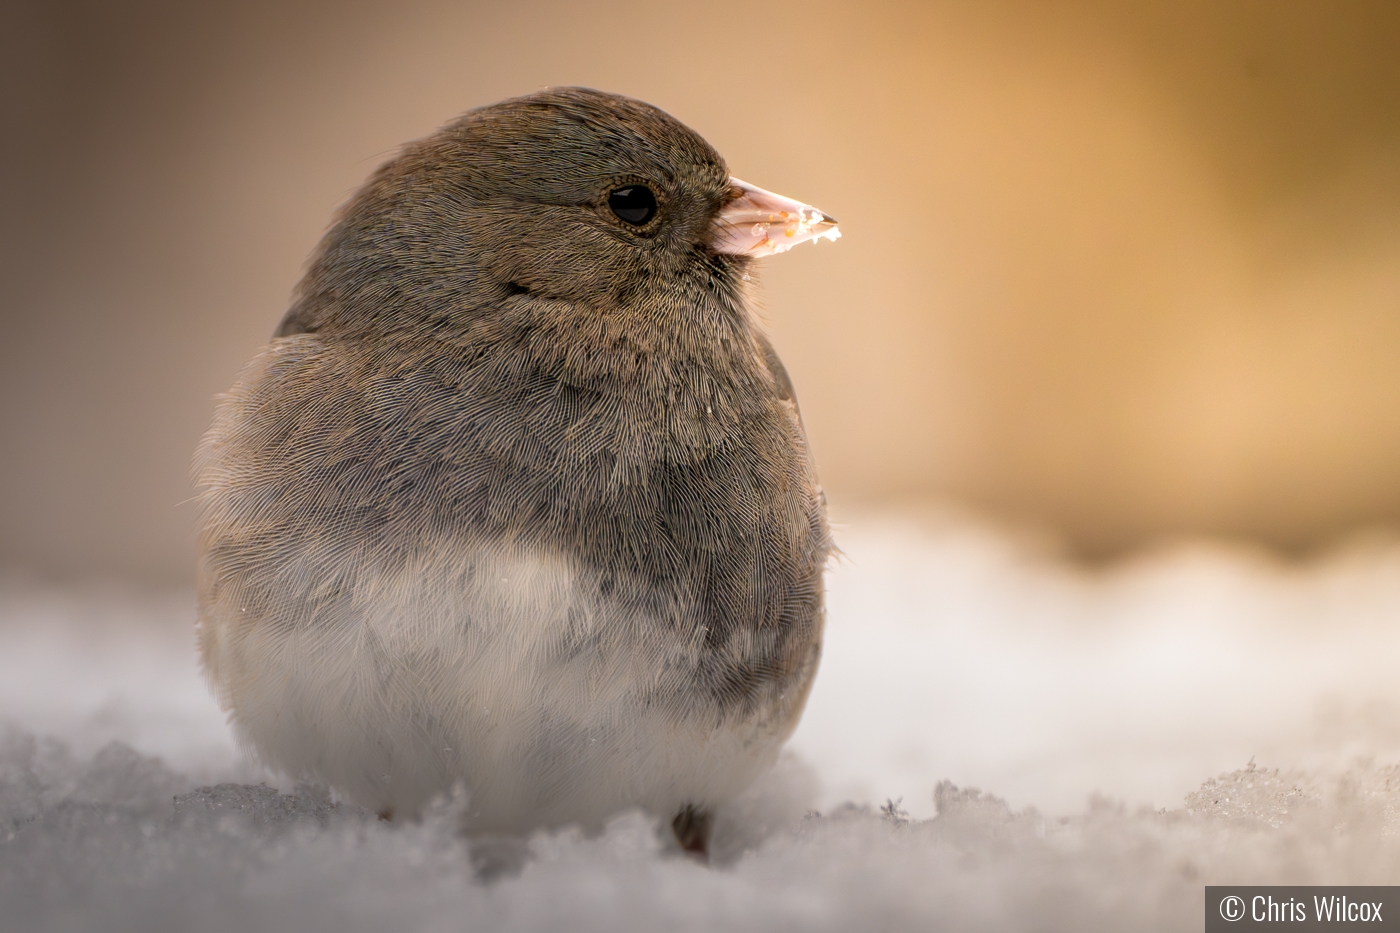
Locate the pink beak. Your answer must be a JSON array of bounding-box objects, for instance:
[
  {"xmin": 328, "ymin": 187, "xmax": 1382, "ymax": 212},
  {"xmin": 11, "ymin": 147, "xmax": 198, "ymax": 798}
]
[{"xmin": 710, "ymin": 177, "xmax": 840, "ymax": 257}]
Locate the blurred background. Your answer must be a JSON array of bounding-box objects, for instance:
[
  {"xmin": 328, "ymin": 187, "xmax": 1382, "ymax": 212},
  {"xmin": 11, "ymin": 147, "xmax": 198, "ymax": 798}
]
[{"xmin": 3, "ymin": 0, "xmax": 1400, "ymax": 585}]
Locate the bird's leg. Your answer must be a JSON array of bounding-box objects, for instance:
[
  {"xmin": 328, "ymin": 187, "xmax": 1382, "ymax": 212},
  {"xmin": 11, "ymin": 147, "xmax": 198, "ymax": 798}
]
[{"xmin": 671, "ymin": 803, "xmax": 713, "ymax": 859}]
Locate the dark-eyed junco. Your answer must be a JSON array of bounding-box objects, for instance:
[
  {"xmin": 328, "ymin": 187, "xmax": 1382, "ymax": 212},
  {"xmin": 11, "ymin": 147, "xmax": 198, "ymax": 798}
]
[{"xmin": 195, "ymin": 87, "xmax": 838, "ymax": 857}]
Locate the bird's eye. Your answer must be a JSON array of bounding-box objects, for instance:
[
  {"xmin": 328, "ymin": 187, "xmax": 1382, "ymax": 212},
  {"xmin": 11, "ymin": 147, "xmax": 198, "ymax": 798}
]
[{"xmin": 608, "ymin": 185, "xmax": 658, "ymax": 225}]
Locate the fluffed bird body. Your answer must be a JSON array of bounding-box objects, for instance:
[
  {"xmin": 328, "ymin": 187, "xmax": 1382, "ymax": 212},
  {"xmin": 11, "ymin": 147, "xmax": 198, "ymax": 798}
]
[{"xmin": 196, "ymin": 88, "xmax": 834, "ymax": 844}]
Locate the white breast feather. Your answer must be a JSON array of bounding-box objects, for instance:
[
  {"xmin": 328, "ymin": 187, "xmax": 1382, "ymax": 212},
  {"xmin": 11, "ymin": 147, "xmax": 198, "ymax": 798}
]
[{"xmin": 200, "ymin": 541, "xmax": 786, "ymax": 829}]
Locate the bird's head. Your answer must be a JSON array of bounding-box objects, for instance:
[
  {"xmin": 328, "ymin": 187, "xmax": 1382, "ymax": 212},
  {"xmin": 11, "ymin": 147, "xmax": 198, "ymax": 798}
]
[{"xmin": 278, "ymin": 87, "xmax": 837, "ymax": 383}]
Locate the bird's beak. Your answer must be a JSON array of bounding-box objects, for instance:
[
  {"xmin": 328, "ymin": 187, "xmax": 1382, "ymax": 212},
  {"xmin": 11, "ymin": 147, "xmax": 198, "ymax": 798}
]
[{"xmin": 710, "ymin": 177, "xmax": 840, "ymax": 257}]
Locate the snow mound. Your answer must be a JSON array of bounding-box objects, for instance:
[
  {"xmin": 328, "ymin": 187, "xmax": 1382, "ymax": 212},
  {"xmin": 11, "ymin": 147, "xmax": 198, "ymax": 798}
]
[
  {"xmin": 4, "ymin": 511, "xmax": 1400, "ymax": 930},
  {"xmin": 4, "ymin": 731, "xmax": 1400, "ymax": 933}
]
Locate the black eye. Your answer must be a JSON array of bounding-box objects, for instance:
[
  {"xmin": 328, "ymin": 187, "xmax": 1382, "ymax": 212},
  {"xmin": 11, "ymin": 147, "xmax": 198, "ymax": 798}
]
[{"xmin": 608, "ymin": 185, "xmax": 658, "ymax": 225}]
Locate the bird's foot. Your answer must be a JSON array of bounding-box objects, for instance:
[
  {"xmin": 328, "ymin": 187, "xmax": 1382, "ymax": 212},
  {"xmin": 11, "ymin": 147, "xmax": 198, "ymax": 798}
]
[{"xmin": 671, "ymin": 803, "xmax": 713, "ymax": 861}]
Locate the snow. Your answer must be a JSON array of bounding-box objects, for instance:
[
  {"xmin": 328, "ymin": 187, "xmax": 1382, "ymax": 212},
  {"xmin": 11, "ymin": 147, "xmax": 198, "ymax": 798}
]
[{"xmin": 4, "ymin": 511, "xmax": 1400, "ymax": 931}]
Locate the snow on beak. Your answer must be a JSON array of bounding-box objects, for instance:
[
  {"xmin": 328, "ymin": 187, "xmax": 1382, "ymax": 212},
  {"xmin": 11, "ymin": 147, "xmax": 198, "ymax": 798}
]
[{"xmin": 710, "ymin": 177, "xmax": 840, "ymax": 257}]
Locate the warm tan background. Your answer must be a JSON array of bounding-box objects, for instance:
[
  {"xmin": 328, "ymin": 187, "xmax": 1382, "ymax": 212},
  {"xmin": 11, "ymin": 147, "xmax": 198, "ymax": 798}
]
[{"xmin": 2, "ymin": 0, "xmax": 1399, "ymax": 583}]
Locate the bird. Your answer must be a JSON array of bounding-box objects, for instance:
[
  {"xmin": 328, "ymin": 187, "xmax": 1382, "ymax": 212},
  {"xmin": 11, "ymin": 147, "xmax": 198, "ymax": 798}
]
[{"xmin": 194, "ymin": 87, "xmax": 839, "ymax": 857}]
